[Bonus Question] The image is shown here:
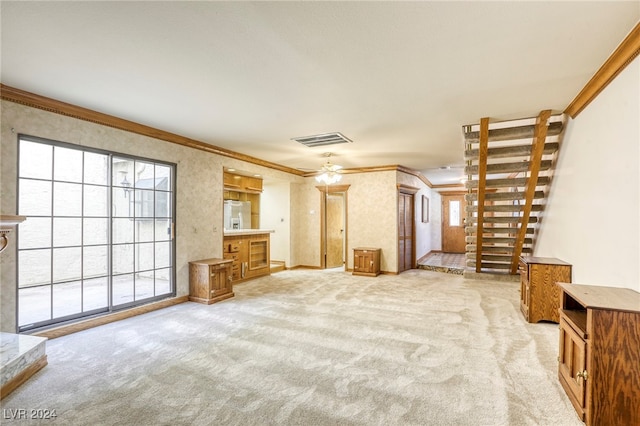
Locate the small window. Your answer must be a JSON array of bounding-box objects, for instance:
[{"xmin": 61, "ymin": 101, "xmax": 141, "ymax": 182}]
[{"xmin": 449, "ymin": 200, "xmax": 461, "ymax": 227}]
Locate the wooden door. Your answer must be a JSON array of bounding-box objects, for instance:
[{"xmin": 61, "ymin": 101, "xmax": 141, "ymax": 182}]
[
  {"xmin": 326, "ymin": 193, "xmax": 344, "ymax": 268},
  {"xmin": 398, "ymin": 191, "xmax": 415, "ymax": 272},
  {"xmin": 442, "ymin": 193, "xmax": 466, "ymax": 253}
]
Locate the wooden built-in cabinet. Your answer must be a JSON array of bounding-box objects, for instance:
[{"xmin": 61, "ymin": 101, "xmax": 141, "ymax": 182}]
[
  {"xmin": 353, "ymin": 248, "xmax": 381, "ymax": 277},
  {"xmin": 519, "ymin": 256, "xmax": 571, "ymax": 323},
  {"xmin": 557, "ymin": 282, "xmax": 640, "ymax": 426},
  {"xmin": 223, "ymin": 172, "xmax": 263, "ymax": 193},
  {"xmin": 223, "ymin": 233, "xmax": 270, "ymax": 283},
  {"xmin": 189, "ymin": 258, "xmax": 234, "ymax": 304},
  {"xmin": 223, "ymin": 172, "xmax": 262, "ymax": 229}
]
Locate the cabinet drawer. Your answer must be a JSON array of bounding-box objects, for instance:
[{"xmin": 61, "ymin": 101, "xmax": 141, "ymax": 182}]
[{"xmin": 224, "ymin": 242, "xmax": 240, "ymax": 253}]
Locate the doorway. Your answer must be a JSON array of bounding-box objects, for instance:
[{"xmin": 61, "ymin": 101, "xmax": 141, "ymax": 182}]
[
  {"xmin": 325, "ymin": 193, "xmax": 344, "ymax": 268},
  {"xmin": 441, "ymin": 192, "xmax": 466, "ymax": 253},
  {"xmin": 318, "ymin": 185, "xmax": 349, "ymax": 269},
  {"xmin": 398, "ymin": 185, "xmax": 417, "ymax": 273}
]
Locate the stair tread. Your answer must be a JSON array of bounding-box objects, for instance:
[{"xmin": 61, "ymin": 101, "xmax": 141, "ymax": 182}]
[
  {"xmin": 465, "ymin": 160, "xmax": 552, "ymax": 175},
  {"xmin": 468, "ymin": 204, "xmax": 543, "ymax": 212},
  {"xmin": 464, "ymin": 142, "xmax": 559, "ymax": 160},
  {"xmin": 466, "ymin": 261, "xmax": 512, "ymax": 269},
  {"xmin": 466, "ymin": 227, "xmax": 534, "ymax": 234},
  {"xmin": 466, "ymin": 245, "xmax": 532, "ymax": 253},
  {"xmin": 466, "ymin": 216, "xmax": 538, "ymax": 224},
  {"xmin": 464, "ymin": 121, "xmax": 563, "ymax": 143},
  {"xmin": 466, "ymin": 191, "xmax": 544, "ymax": 201},
  {"xmin": 465, "ymin": 236, "xmax": 532, "ymax": 243},
  {"xmin": 466, "ymin": 176, "xmax": 551, "ymax": 189},
  {"xmin": 465, "ymin": 254, "xmax": 514, "ymax": 262}
]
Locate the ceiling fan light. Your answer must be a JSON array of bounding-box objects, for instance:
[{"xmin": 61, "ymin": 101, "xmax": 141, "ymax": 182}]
[{"xmin": 316, "ymin": 171, "xmax": 342, "ymax": 185}]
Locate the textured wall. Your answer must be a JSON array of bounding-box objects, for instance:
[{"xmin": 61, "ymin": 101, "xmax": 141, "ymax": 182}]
[
  {"xmin": 341, "ymin": 171, "xmax": 398, "ymax": 272},
  {"xmin": 535, "ymin": 58, "xmax": 639, "ymax": 291}
]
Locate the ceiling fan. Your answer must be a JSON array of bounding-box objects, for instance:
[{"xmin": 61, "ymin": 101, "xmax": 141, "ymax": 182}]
[{"xmin": 315, "ymin": 153, "xmax": 343, "ymax": 185}]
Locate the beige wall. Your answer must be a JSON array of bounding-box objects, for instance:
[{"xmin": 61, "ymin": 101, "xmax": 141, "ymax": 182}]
[
  {"xmin": 343, "ymin": 171, "xmax": 398, "ymax": 272},
  {"xmin": 535, "ymin": 57, "xmax": 639, "ymax": 292},
  {"xmin": 261, "ymin": 180, "xmax": 292, "ymax": 265}
]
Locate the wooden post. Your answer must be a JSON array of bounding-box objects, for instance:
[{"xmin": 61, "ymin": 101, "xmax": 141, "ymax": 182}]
[
  {"xmin": 475, "ymin": 118, "xmax": 489, "ymax": 272},
  {"xmin": 510, "ymin": 110, "xmax": 551, "ymax": 274}
]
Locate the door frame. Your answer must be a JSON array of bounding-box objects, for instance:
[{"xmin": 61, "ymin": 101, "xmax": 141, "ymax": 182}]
[
  {"xmin": 316, "ymin": 184, "xmax": 350, "ymax": 269},
  {"xmin": 397, "ymin": 184, "xmax": 418, "ymax": 272}
]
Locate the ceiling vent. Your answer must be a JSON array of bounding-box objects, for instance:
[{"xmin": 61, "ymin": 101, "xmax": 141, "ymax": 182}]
[{"xmin": 292, "ymin": 132, "xmax": 352, "ymax": 148}]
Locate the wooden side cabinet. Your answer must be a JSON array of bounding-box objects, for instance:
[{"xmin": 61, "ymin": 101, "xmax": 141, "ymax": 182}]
[
  {"xmin": 353, "ymin": 248, "xmax": 381, "ymax": 277},
  {"xmin": 519, "ymin": 256, "xmax": 571, "ymax": 323},
  {"xmin": 223, "ymin": 233, "xmax": 270, "ymax": 283},
  {"xmin": 557, "ymin": 283, "xmax": 640, "ymax": 426},
  {"xmin": 189, "ymin": 258, "xmax": 234, "ymax": 304}
]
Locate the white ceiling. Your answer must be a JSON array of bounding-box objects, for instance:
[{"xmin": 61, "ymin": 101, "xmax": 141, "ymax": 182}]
[{"xmin": 1, "ymin": 2, "xmax": 638, "ymax": 184}]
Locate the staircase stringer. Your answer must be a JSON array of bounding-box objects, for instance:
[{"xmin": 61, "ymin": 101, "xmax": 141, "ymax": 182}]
[
  {"xmin": 474, "ymin": 118, "xmax": 490, "ymax": 273},
  {"xmin": 509, "ymin": 110, "xmax": 552, "ymax": 273}
]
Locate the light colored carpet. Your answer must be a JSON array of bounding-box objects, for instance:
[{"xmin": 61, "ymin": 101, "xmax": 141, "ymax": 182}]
[{"xmin": 2, "ymin": 269, "xmax": 582, "ymax": 425}]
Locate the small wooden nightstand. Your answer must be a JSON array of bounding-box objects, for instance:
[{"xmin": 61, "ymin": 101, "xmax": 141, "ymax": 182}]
[
  {"xmin": 189, "ymin": 258, "xmax": 234, "ymax": 304},
  {"xmin": 557, "ymin": 283, "xmax": 640, "ymax": 425},
  {"xmin": 518, "ymin": 256, "xmax": 571, "ymax": 323},
  {"xmin": 353, "ymin": 248, "xmax": 381, "ymax": 277}
]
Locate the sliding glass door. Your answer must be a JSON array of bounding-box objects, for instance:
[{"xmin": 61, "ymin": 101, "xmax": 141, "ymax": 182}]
[{"xmin": 17, "ymin": 135, "xmax": 175, "ymax": 332}]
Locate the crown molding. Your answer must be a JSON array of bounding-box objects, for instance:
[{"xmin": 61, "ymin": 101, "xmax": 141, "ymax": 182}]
[
  {"xmin": 0, "ymin": 84, "xmax": 305, "ymax": 177},
  {"xmin": 565, "ymin": 22, "xmax": 640, "ymax": 118}
]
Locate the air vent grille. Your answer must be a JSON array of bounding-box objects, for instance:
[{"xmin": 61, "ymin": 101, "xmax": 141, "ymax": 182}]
[{"xmin": 292, "ymin": 132, "xmax": 352, "ymax": 147}]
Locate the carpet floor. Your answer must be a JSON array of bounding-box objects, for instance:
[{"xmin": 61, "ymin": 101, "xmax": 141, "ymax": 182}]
[{"xmin": 1, "ymin": 269, "xmax": 582, "ymax": 425}]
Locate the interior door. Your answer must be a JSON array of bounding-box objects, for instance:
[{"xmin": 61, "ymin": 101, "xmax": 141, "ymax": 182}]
[
  {"xmin": 325, "ymin": 193, "xmax": 344, "ymax": 268},
  {"xmin": 398, "ymin": 190, "xmax": 415, "ymax": 272},
  {"xmin": 442, "ymin": 193, "xmax": 466, "ymax": 253}
]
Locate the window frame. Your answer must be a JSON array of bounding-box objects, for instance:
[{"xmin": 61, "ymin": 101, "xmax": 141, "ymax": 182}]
[{"xmin": 16, "ymin": 134, "xmax": 177, "ymax": 332}]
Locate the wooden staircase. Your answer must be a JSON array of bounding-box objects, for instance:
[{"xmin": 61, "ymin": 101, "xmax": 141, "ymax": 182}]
[{"xmin": 463, "ymin": 111, "xmax": 565, "ymax": 274}]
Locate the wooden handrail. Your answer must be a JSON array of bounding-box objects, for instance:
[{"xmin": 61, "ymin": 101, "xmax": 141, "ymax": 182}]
[
  {"xmin": 475, "ymin": 117, "xmax": 489, "ymax": 272},
  {"xmin": 565, "ymin": 22, "xmax": 640, "ymax": 118},
  {"xmin": 510, "ymin": 110, "xmax": 551, "ymax": 274}
]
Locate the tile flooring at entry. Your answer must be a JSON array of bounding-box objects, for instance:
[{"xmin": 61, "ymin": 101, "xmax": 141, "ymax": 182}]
[{"xmin": 418, "ymin": 252, "xmax": 465, "ymax": 275}]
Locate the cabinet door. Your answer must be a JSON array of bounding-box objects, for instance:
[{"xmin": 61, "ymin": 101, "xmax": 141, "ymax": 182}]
[
  {"xmin": 354, "ymin": 251, "xmax": 372, "ymax": 273},
  {"xmin": 248, "ymin": 238, "xmax": 269, "ymax": 271},
  {"xmin": 558, "ymin": 317, "xmax": 587, "ymax": 419}
]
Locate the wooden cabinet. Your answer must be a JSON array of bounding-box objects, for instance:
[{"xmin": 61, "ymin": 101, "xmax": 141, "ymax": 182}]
[
  {"xmin": 223, "ymin": 233, "xmax": 270, "ymax": 283},
  {"xmin": 189, "ymin": 258, "xmax": 234, "ymax": 304},
  {"xmin": 223, "ymin": 172, "xmax": 262, "ymax": 193},
  {"xmin": 353, "ymin": 248, "xmax": 381, "ymax": 277},
  {"xmin": 519, "ymin": 256, "xmax": 571, "ymax": 323},
  {"xmin": 557, "ymin": 283, "xmax": 640, "ymax": 426}
]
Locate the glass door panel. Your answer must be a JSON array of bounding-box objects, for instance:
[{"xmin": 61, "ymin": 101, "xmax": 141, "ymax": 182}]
[{"xmin": 17, "ymin": 136, "xmax": 175, "ymax": 331}]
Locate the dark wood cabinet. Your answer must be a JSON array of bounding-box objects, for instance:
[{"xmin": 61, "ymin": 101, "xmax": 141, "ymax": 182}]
[
  {"xmin": 519, "ymin": 256, "xmax": 571, "ymax": 323},
  {"xmin": 557, "ymin": 283, "xmax": 640, "ymax": 426},
  {"xmin": 353, "ymin": 247, "xmax": 381, "ymax": 277},
  {"xmin": 189, "ymin": 258, "xmax": 234, "ymax": 304}
]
